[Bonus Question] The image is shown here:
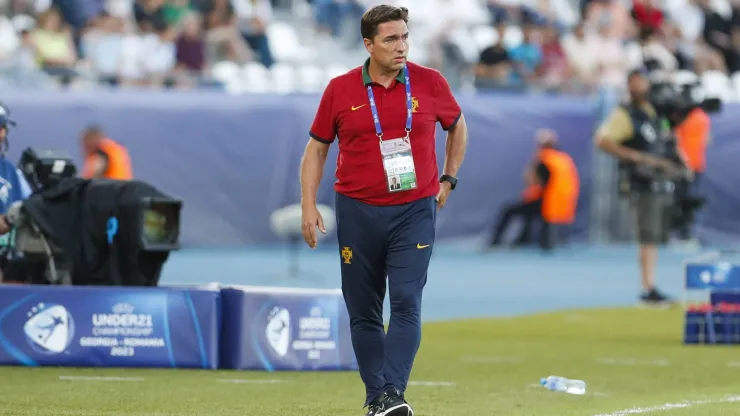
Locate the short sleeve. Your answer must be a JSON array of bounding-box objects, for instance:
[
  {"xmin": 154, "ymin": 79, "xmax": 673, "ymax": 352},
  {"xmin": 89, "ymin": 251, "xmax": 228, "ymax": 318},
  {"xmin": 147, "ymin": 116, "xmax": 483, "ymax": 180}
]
[
  {"xmin": 16, "ymin": 168, "xmax": 32, "ymax": 199},
  {"xmin": 595, "ymin": 107, "xmax": 633, "ymax": 144},
  {"xmin": 434, "ymin": 72, "xmax": 462, "ymax": 131},
  {"xmin": 309, "ymin": 80, "xmax": 337, "ymax": 144}
]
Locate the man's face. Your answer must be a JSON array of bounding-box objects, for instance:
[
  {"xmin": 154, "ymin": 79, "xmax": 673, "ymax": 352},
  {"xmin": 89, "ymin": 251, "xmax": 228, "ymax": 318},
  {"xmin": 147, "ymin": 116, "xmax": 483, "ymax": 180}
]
[
  {"xmin": 82, "ymin": 133, "xmax": 99, "ymax": 154},
  {"xmin": 629, "ymin": 74, "xmax": 650, "ymax": 101},
  {"xmin": 365, "ymin": 20, "xmax": 409, "ymax": 73},
  {"xmin": 0, "ymin": 127, "xmax": 5, "ymax": 142}
]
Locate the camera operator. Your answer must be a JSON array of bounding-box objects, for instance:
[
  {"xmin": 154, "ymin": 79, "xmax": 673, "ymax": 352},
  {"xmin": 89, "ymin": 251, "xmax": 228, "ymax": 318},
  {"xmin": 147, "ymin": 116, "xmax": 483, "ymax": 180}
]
[
  {"xmin": 0, "ymin": 104, "xmax": 33, "ymax": 281},
  {"xmin": 674, "ymin": 105, "xmax": 710, "ymax": 242},
  {"xmin": 594, "ymin": 69, "xmax": 690, "ymax": 306}
]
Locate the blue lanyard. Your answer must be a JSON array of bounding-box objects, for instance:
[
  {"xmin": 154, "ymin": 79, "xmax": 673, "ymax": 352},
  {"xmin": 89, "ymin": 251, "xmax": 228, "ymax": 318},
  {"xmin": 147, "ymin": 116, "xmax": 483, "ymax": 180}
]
[{"xmin": 366, "ymin": 66, "xmax": 412, "ymax": 141}]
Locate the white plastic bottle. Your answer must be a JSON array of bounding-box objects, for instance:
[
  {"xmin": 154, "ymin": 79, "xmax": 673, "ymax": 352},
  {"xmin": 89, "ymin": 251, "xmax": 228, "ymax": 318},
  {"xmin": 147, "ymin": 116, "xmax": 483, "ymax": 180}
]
[{"xmin": 540, "ymin": 375, "xmax": 587, "ymax": 395}]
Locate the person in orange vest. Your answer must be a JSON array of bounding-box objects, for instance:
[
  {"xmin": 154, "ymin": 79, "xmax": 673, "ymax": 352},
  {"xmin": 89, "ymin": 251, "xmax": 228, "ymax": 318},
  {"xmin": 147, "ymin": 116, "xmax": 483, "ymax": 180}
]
[
  {"xmin": 674, "ymin": 106, "xmax": 710, "ymax": 241},
  {"xmin": 80, "ymin": 125, "xmax": 133, "ymax": 180},
  {"xmin": 490, "ymin": 129, "xmax": 579, "ymax": 250}
]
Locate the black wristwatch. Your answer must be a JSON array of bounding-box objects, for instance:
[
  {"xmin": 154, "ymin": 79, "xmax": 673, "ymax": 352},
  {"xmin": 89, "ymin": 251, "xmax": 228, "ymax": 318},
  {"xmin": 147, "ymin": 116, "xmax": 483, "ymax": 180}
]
[{"xmin": 440, "ymin": 174, "xmax": 457, "ymax": 190}]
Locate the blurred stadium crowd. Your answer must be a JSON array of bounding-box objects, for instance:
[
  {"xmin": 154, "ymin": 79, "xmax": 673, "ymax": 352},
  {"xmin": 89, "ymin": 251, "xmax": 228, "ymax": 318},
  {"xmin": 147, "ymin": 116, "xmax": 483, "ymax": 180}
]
[{"xmin": 0, "ymin": 0, "xmax": 739, "ymax": 97}]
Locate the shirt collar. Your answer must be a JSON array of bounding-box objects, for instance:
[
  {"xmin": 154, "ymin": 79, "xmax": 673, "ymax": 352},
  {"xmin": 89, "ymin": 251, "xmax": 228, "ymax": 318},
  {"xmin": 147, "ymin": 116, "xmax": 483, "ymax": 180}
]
[{"xmin": 362, "ymin": 58, "xmax": 406, "ymax": 86}]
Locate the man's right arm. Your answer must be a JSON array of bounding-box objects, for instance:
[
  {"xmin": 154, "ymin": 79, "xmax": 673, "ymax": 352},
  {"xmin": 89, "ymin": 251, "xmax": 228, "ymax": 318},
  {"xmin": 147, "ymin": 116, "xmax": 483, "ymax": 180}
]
[
  {"xmin": 594, "ymin": 107, "xmax": 645, "ymax": 164},
  {"xmin": 300, "ymin": 139, "xmax": 330, "ymax": 208},
  {"xmin": 300, "ymin": 80, "xmax": 336, "ymax": 208},
  {"xmin": 300, "ymin": 81, "xmax": 337, "ymax": 248}
]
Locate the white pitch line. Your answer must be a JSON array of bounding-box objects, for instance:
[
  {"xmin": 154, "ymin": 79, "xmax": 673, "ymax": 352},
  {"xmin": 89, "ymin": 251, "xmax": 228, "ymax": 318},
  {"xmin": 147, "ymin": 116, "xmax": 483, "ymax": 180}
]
[
  {"xmin": 59, "ymin": 376, "xmax": 145, "ymax": 382},
  {"xmin": 595, "ymin": 358, "xmax": 670, "ymax": 367},
  {"xmin": 408, "ymin": 381, "xmax": 456, "ymax": 387},
  {"xmin": 593, "ymin": 396, "xmax": 740, "ymax": 415},
  {"xmin": 216, "ymin": 379, "xmax": 284, "ymax": 384},
  {"xmin": 727, "ymin": 361, "xmax": 740, "ymax": 367}
]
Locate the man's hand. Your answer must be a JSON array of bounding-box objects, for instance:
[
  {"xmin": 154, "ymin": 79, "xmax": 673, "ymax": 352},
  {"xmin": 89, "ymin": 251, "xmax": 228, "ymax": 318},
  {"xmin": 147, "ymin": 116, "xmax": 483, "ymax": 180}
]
[
  {"xmin": 301, "ymin": 205, "xmax": 326, "ymax": 249},
  {"xmin": 641, "ymin": 154, "xmax": 683, "ymax": 176},
  {"xmin": 0, "ymin": 215, "xmax": 10, "ymax": 235},
  {"xmin": 436, "ymin": 181, "xmax": 453, "ymax": 209}
]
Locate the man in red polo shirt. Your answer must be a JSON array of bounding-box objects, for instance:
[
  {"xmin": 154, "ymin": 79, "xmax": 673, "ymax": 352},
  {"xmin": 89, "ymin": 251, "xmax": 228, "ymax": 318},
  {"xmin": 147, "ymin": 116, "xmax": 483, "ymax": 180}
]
[{"xmin": 299, "ymin": 5, "xmax": 468, "ymax": 416}]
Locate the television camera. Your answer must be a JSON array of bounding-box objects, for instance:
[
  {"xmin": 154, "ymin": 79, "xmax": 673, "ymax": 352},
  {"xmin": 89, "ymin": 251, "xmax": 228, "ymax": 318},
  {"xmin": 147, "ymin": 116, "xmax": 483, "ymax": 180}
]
[
  {"xmin": 5, "ymin": 147, "xmax": 182, "ymax": 286},
  {"xmin": 647, "ymin": 74, "xmax": 718, "ymax": 234}
]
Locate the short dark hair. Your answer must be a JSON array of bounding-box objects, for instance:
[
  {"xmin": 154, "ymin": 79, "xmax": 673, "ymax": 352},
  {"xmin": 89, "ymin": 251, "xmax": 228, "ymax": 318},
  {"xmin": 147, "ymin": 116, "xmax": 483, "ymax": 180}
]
[
  {"xmin": 83, "ymin": 124, "xmax": 105, "ymax": 138},
  {"xmin": 360, "ymin": 5, "xmax": 409, "ymax": 41},
  {"xmin": 628, "ymin": 68, "xmax": 648, "ymax": 83}
]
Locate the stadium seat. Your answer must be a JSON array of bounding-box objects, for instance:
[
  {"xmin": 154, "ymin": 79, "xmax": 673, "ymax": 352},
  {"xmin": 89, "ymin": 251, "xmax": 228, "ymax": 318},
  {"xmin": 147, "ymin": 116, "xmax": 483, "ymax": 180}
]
[
  {"xmin": 471, "ymin": 25, "xmax": 499, "ymax": 52},
  {"xmin": 242, "ymin": 62, "xmax": 271, "ymax": 93},
  {"xmin": 731, "ymin": 72, "xmax": 740, "ymax": 102},
  {"xmin": 503, "ymin": 26, "xmax": 523, "ymax": 49},
  {"xmin": 211, "ymin": 61, "xmax": 241, "ymax": 85},
  {"xmin": 271, "ymin": 63, "xmax": 297, "ymax": 94},
  {"xmin": 297, "ymin": 64, "xmax": 325, "ymax": 93},
  {"xmin": 701, "ymin": 70, "xmax": 732, "ymax": 103},
  {"xmin": 326, "ymin": 64, "xmax": 349, "ymax": 81},
  {"xmin": 266, "ymin": 21, "xmax": 302, "ymax": 63},
  {"xmin": 673, "ymin": 69, "xmax": 699, "ymax": 86}
]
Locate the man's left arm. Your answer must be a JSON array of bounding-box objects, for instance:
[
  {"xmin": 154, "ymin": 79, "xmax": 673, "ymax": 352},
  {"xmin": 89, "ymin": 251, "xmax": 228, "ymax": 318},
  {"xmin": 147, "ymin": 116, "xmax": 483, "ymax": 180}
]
[
  {"xmin": 435, "ymin": 72, "xmax": 468, "ymax": 183},
  {"xmin": 88, "ymin": 150, "xmax": 109, "ymax": 179}
]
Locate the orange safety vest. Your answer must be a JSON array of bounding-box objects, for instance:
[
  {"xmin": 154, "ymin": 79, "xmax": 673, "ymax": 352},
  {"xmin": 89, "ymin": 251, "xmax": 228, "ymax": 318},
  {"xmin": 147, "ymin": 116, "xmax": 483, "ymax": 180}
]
[
  {"xmin": 539, "ymin": 148, "xmax": 579, "ymax": 224},
  {"xmin": 82, "ymin": 138, "xmax": 133, "ymax": 180},
  {"xmin": 675, "ymin": 108, "xmax": 710, "ymax": 173}
]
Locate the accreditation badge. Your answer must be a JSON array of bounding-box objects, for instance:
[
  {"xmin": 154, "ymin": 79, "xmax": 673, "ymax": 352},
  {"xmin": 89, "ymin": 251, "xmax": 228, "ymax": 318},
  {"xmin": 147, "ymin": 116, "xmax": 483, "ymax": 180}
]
[{"xmin": 380, "ymin": 137, "xmax": 417, "ymax": 193}]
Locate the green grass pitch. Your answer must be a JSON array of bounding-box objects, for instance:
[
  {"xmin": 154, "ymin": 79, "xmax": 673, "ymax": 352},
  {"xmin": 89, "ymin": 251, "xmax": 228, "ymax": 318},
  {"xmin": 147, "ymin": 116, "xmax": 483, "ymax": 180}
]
[{"xmin": 1, "ymin": 307, "xmax": 738, "ymax": 416}]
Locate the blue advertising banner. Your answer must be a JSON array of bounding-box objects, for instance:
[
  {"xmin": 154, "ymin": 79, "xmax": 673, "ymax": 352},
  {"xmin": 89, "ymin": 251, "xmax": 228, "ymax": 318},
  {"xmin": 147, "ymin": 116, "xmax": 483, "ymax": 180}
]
[
  {"xmin": 219, "ymin": 285, "xmax": 357, "ymax": 371},
  {"xmin": 0, "ymin": 285, "xmax": 220, "ymax": 368},
  {"xmin": 685, "ymin": 262, "xmax": 740, "ymax": 290}
]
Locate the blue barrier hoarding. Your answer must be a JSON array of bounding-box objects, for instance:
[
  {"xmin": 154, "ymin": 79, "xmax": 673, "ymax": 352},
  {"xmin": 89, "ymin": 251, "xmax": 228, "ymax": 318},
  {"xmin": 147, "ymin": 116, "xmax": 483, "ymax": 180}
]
[
  {"xmin": 685, "ymin": 262, "xmax": 740, "ymax": 290},
  {"xmin": 219, "ymin": 285, "xmax": 357, "ymax": 371},
  {"xmin": 0, "ymin": 285, "xmax": 220, "ymax": 368}
]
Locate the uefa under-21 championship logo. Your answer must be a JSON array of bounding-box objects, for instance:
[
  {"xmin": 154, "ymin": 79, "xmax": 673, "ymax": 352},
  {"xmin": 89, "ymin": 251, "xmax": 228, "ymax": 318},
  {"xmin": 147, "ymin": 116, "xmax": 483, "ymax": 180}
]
[
  {"xmin": 265, "ymin": 307, "xmax": 291, "ymax": 357},
  {"xmin": 23, "ymin": 302, "xmax": 75, "ymax": 354}
]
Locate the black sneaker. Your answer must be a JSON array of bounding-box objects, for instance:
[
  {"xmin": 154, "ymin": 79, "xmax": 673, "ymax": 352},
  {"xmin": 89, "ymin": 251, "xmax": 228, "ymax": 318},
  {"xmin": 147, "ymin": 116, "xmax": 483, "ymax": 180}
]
[
  {"xmin": 365, "ymin": 395, "xmax": 385, "ymax": 416},
  {"xmin": 640, "ymin": 288, "xmax": 673, "ymax": 307},
  {"xmin": 364, "ymin": 390, "xmax": 413, "ymax": 416},
  {"xmin": 382, "ymin": 389, "xmax": 413, "ymax": 416}
]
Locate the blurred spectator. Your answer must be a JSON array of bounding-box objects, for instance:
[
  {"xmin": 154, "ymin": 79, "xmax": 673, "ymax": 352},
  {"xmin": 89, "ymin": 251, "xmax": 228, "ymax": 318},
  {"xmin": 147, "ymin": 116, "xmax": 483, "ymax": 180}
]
[
  {"xmin": 313, "ymin": 0, "xmax": 364, "ymax": 40},
  {"xmin": 174, "ymin": 11, "xmax": 205, "ymax": 87},
  {"xmin": 81, "ymin": 12, "xmax": 126, "ymax": 85},
  {"xmin": 698, "ymin": 0, "xmax": 738, "ymax": 71},
  {"xmin": 139, "ymin": 23, "xmax": 177, "ymax": 86},
  {"xmin": 624, "ymin": 27, "xmax": 678, "ymax": 73},
  {"xmin": 233, "ymin": 0, "xmax": 274, "ymax": 67},
  {"xmin": 538, "ymin": 25, "xmax": 571, "ymax": 91},
  {"xmin": 562, "ymin": 21, "xmax": 598, "ymax": 90},
  {"xmin": 163, "ymin": 0, "xmax": 191, "ymax": 26},
  {"xmin": 592, "ymin": 14, "xmax": 627, "ymax": 91},
  {"xmin": 507, "ymin": 22, "xmax": 542, "ymax": 89},
  {"xmin": 134, "ymin": 0, "xmax": 167, "ymax": 33},
  {"xmin": 423, "ymin": 0, "xmax": 482, "ymax": 90},
  {"xmin": 0, "ymin": 16, "xmax": 21, "ymax": 64},
  {"xmin": 631, "ymin": 0, "xmax": 664, "ymax": 32},
  {"xmin": 584, "ymin": 0, "xmax": 634, "ymax": 40},
  {"xmin": 31, "ymin": 8, "xmax": 79, "ymax": 84},
  {"xmin": 201, "ymin": 0, "xmax": 251, "ymax": 63},
  {"xmin": 475, "ymin": 22, "xmax": 513, "ymax": 90},
  {"xmin": 666, "ymin": 0, "xmax": 723, "ymax": 72}
]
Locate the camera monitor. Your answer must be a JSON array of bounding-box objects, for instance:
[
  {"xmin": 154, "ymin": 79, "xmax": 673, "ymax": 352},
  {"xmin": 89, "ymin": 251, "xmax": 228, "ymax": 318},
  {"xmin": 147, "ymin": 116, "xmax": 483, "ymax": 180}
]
[{"xmin": 138, "ymin": 197, "xmax": 182, "ymax": 251}]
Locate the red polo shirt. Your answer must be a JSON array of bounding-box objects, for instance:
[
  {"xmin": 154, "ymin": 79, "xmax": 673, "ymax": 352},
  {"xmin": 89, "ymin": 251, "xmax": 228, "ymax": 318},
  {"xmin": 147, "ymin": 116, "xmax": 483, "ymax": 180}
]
[{"xmin": 309, "ymin": 59, "xmax": 462, "ymax": 206}]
